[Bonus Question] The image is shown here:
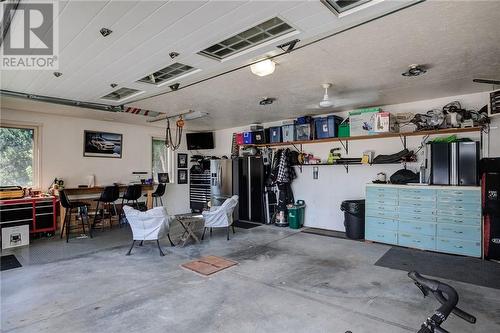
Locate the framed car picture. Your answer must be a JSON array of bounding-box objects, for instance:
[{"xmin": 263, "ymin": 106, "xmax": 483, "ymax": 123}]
[
  {"xmin": 177, "ymin": 169, "xmax": 188, "ymax": 184},
  {"xmin": 84, "ymin": 130, "xmax": 122, "ymax": 158},
  {"xmin": 177, "ymin": 153, "xmax": 188, "ymax": 168}
]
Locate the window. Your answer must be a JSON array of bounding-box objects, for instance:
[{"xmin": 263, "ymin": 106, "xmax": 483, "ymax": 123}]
[
  {"xmin": 138, "ymin": 62, "xmax": 197, "ymax": 86},
  {"xmin": 321, "ymin": 0, "xmax": 373, "ymax": 14},
  {"xmin": 101, "ymin": 87, "xmax": 143, "ymax": 102},
  {"xmin": 0, "ymin": 125, "xmax": 39, "ymax": 188},
  {"xmin": 152, "ymin": 138, "xmax": 173, "ymax": 183},
  {"xmin": 199, "ymin": 17, "xmax": 295, "ymax": 60}
]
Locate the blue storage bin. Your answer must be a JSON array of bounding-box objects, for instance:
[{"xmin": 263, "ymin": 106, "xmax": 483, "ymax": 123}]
[
  {"xmin": 282, "ymin": 124, "xmax": 295, "ymax": 142},
  {"xmin": 270, "ymin": 126, "xmax": 282, "ymax": 143},
  {"xmin": 243, "ymin": 132, "xmax": 253, "ymax": 144},
  {"xmin": 314, "ymin": 115, "xmax": 343, "ymax": 139}
]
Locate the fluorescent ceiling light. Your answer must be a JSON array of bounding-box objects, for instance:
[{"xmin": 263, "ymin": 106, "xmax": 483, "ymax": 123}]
[
  {"xmin": 184, "ymin": 111, "xmax": 209, "ymax": 120},
  {"xmin": 250, "ymin": 59, "xmax": 276, "ymax": 77}
]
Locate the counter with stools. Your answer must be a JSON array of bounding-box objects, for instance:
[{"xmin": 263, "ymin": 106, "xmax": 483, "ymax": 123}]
[
  {"xmin": 59, "ymin": 184, "xmax": 155, "ymax": 234},
  {"xmin": 93, "ymin": 185, "xmax": 119, "ymax": 230},
  {"xmin": 59, "ymin": 190, "xmax": 92, "ymax": 242}
]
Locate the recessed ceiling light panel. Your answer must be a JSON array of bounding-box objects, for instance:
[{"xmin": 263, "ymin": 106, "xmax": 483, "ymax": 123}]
[
  {"xmin": 138, "ymin": 62, "xmax": 197, "ymax": 86},
  {"xmin": 101, "ymin": 87, "xmax": 143, "ymax": 102},
  {"xmin": 321, "ymin": 0, "xmax": 373, "ymax": 15},
  {"xmin": 199, "ymin": 17, "xmax": 295, "ymax": 61}
]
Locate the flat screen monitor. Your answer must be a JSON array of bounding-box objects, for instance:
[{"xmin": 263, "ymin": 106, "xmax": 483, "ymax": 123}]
[{"xmin": 186, "ymin": 132, "xmax": 214, "ymax": 150}]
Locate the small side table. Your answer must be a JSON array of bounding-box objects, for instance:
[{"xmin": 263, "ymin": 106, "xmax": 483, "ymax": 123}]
[{"xmin": 174, "ymin": 213, "xmax": 204, "ymax": 247}]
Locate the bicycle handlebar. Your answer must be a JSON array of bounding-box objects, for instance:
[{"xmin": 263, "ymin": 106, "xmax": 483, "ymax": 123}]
[{"xmin": 408, "ymin": 271, "xmax": 476, "ymax": 333}]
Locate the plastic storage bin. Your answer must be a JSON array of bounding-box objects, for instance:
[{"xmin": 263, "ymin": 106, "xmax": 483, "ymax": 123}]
[
  {"xmin": 270, "ymin": 126, "xmax": 282, "ymax": 143},
  {"xmin": 338, "ymin": 122, "xmax": 350, "ymax": 138},
  {"xmin": 243, "ymin": 132, "xmax": 253, "ymax": 144},
  {"xmin": 288, "ymin": 200, "xmax": 306, "ymax": 229},
  {"xmin": 253, "ymin": 129, "xmax": 269, "ymax": 144},
  {"xmin": 282, "ymin": 124, "xmax": 295, "ymax": 142},
  {"xmin": 314, "ymin": 115, "xmax": 343, "ymax": 139},
  {"xmin": 295, "ymin": 123, "xmax": 312, "ymax": 141},
  {"xmin": 236, "ymin": 133, "xmax": 244, "ymax": 145}
]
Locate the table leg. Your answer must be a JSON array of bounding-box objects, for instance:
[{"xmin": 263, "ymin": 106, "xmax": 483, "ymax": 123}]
[
  {"xmin": 146, "ymin": 190, "xmax": 153, "ymax": 209},
  {"xmin": 59, "ymin": 202, "xmax": 66, "ymax": 234},
  {"xmin": 177, "ymin": 219, "xmax": 201, "ymax": 247}
]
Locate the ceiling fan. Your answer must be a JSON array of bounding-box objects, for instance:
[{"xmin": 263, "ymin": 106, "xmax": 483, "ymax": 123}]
[{"xmin": 307, "ymin": 83, "xmax": 378, "ymax": 111}]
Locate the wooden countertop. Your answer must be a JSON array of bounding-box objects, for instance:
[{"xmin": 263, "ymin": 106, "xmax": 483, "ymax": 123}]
[{"xmin": 63, "ymin": 184, "xmax": 154, "ymax": 195}]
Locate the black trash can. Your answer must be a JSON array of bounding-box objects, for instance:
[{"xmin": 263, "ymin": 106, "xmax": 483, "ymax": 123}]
[{"xmin": 340, "ymin": 200, "xmax": 365, "ymax": 239}]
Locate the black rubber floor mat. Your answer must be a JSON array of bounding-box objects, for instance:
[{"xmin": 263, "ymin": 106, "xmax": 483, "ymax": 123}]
[
  {"xmin": 1, "ymin": 255, "xmax": 22, "ymax": 271},
  {"xmin": 233, "ymin": 221, "xmax": 262, "ymax": 229},
  {"xmin": 302, "ymin": 227, "xmax": 348, "ymax": 239},
  {"xmin": 375, "ymin": 247, "xmax": 500, "ymax": 289}
]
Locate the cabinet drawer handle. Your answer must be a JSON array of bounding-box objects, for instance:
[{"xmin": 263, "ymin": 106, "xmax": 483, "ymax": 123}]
[
  {"xmin": 414, "ymin": 210, "xmax": 422, "ymax": 213},
  {"xmin": 415, "ymin": 227, "xmax": 422, "ymax": 230},
  {"xmin": 454, "ymin": 231, "xmax": 463, "ymax": 234},
  {"xmin": 414, "ymin": 240, "xmax": 421, "ymax": 243},
  {"xmin": 455, "ymin": 245, "xmax": 463, "ymax": 249}
]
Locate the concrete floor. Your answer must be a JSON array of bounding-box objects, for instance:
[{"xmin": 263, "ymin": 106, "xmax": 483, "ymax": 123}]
[{"xmin": 2, "ymin": 224, "xmax": 500, "ymax": 333}]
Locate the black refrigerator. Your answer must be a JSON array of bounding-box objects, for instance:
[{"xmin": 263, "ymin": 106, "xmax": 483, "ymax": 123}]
[{"xmin": 232, "ymin": 156, "xmax": 266, "ymax": 223}]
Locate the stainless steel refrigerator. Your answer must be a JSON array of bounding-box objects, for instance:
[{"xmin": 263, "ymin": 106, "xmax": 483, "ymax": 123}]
[{"xmin": 210, "ymin": 159, "xmax": 233, "ymax": 207}]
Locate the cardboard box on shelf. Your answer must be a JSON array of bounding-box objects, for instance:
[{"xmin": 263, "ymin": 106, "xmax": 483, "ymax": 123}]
[
  {"xmin": 373, "ymin": 112, "xmax": 398, "ymax": 133},
  {"xmin": 349, "ymin": 107, "xmax": 380, "ymax": 136}
]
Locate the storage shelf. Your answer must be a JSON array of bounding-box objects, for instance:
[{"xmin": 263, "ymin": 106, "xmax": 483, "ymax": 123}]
[
  {"xmin": 241, "ymin": 127, "xmax": 482, "ymax": 148},
  {"xmin": 295, "ymin": 162, "xmax": 403, "ymax": 167}
]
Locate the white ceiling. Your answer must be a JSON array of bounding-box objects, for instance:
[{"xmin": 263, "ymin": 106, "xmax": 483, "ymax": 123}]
[{"xmin": 2, "ymin": 0, "xmax": 500, "ymax": 130}]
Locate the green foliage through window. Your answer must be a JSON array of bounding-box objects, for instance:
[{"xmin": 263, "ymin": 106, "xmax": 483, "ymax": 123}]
[
  {"xmin": 0, "ymin": 126, "xmax": 35, "ymax": 187},
  {"xmin": 152, "ymin": 138, "xmax": 168, "ymax": 183}
]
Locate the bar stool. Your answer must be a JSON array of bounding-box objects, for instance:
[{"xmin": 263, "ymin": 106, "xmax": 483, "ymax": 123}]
[
  {"xmin": 59, "ymin": 190, "xmax": 92, "ymax": 242},
  {"xmin": 145, "ymin": 183, "xmax": 166, "ymax": 207},
  {"xmin": 119, "ymin": 184, "xmax": 142, "ymax": 226},
  {"xmin": 92, "ymin": 185, "xmax": 119, "ymax": 230}
]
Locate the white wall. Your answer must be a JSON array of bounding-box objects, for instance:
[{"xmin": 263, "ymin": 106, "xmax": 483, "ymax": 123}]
[
  {"xmin": 213, "ymin": 91, "xmax": 500, "ymax": 231},
  {"xmin": 2, "ymin": 91, "xmax": 498, "ymax": 222},
  {"xmin": 0, "ymin": 108, "xmax": 192, "ymax": 215}
]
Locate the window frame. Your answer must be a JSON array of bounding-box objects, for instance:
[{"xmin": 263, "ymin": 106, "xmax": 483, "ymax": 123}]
[
  {"xmin": 151, "ymin": 136, "xmax": 174, "ymax": 184},
  {"xmin": 0, "ymin": 122, "xmax": 41, "ymax": 189}
]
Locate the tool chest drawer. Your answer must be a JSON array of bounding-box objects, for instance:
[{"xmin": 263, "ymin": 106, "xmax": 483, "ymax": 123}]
[
  {"xmin": 366, "ymin": 228, "xmax": 398, "ymax": 245},
  {"xmin": 399, "ymin": 221, "xmax": 436, "ymax": 237},
  {"xmin": 398, "ymin": 205, "xmax": 435, "ymax": 216},
  {"xmin": 398, "ymin": 232, "xmax": 436, "ymax": 250},
  {"xmin": 399, "ymin": 188, "xmax": 436, "ymax": 202},
  {"xmin": 437, "ymin": 224, "xmax": 481, "ymax": 241},
  {"xmin": 366, "ymin": 186, "xmax": 398, "ymax": 197},
  {"xmin": 398, "ymin": 212, "xmax": 436, "ymax": 223},
  {"xmin": 366, "ymin": 217, "xmax": 398, "ymax": 231},
  {"xmin": 436, "ymin": 238, "xmax": 481, "ymax": 257},
  {"xmin": 436, "ymin": 216, "xmax": 480, "ymax": 226},
  {"xmin": 437, "ymin": 189, "xmax": 480, "ymax": 202}
]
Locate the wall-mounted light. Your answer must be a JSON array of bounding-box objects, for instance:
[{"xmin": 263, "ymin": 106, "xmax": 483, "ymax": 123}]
[{"xmin": 250, "ymin": 59, "xmax": 276, "ymax": 77}]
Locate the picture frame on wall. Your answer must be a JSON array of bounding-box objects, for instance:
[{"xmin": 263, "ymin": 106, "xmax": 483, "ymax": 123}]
[
  {"xmin": 177, "ymin": 169, "xmax": 188, "ymax": 184},
  {"xmin": 177, "ymin": 153, "xmax": 188, "ymax": 168},
  {"xmin": 83, "ymin": 130, "xmax": 122, "ymax": 158}
]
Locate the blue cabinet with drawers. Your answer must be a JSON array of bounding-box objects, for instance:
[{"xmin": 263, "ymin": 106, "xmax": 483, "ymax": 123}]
[{"xmin": 365, "ymin": 184, "xmax": 482, "ymax": 257}]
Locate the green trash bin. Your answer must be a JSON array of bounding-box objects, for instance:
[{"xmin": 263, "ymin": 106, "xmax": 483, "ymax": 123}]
[{"xmin": 288, "ymin": 200, "xmax": 306, "ymax": 229}]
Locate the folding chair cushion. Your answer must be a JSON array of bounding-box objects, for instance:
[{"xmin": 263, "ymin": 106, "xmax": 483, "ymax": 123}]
[{"xmin": 123, "ymin": 206, "xmax": 171, "ymax": 241}]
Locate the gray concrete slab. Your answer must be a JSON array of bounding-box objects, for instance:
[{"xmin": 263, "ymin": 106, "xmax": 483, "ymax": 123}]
[{"xmin": 2, "ymin": 226, "xmax": 499, "ymax": 333}]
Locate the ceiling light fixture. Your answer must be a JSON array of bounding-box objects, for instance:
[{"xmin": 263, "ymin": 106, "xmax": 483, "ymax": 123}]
[
  {"xmin": 402, "ymin": 64, "xmax": 427, "ymax": 77},
  {"xmin": 184, "ymin": 111, "xmax": 209, "ymax": 120},
  {"xmin": 100, "ymin": 28, "xmax": 113, "ymax": 37},
  {"xmin": 53, "ymin": 72, "xmax": 62, "ymax": 77},
  {"xmin": 250, "ymin": 59, "xmax": 276, "ymax": 77},
  {"xmin": 259, "ymin": 97, "xmax": 275, "ymax": 105}
]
